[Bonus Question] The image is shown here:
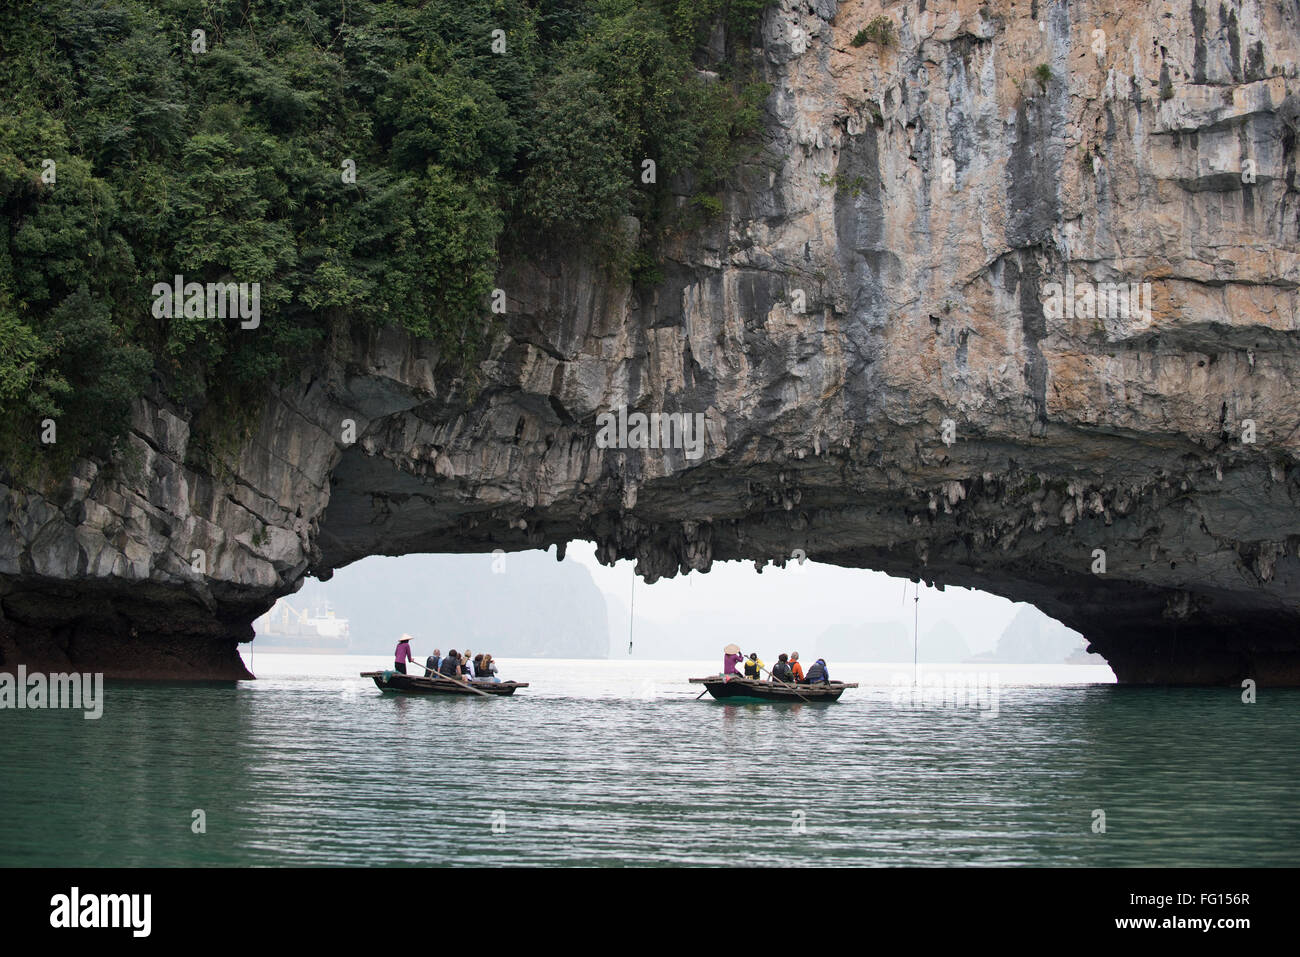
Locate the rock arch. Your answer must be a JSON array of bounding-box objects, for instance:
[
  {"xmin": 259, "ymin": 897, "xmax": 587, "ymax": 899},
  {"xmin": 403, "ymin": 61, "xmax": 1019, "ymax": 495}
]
[{"xmin": 3, "ymin": 0, "xmax": 1299, "ymax": 683}]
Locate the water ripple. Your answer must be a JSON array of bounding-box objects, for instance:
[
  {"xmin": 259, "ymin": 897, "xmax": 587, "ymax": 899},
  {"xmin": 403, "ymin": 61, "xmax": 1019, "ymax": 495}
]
[{"xmin": 1, "ymin": 657, "xmax": 1296, "ymax": 866}]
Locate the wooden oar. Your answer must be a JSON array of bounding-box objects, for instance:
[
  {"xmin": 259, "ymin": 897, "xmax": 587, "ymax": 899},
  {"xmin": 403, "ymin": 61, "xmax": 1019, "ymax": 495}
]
[
  {"xmin": 760, "ymin": 665, "xmax": 813, "ymax": 703},
  {"xmin": 410, "ymin": 658, "xmax": 491, "ymax": 698}
]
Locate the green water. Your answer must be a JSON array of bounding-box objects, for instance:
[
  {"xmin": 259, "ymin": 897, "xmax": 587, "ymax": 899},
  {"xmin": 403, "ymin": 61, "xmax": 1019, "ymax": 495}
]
[{"xmin": 1, "ymin": 657, "xmax": 1295, "ymax": 866}]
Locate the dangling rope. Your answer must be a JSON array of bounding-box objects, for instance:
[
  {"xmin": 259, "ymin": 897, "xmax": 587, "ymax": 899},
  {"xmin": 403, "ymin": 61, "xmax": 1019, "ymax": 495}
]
[
  {"xmin": 912, "ymin": 581, "xmax": 920, "ymax": 686},
  {"xmin": 627, "ymin": 564, "xmax": 635, "ymax": 655}
]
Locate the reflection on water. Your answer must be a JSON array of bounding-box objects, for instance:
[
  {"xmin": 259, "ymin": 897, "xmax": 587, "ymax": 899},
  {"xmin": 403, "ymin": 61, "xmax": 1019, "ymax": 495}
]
[{"xmin": 1, "ymin": 657, "xmax": 1295, "ymax": 866}]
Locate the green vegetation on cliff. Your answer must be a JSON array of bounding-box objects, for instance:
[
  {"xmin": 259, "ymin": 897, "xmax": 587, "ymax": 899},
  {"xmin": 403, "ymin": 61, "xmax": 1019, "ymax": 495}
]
[{"xmin": 0, "ymin": 0, "xmax": 773, "ymax": 470}]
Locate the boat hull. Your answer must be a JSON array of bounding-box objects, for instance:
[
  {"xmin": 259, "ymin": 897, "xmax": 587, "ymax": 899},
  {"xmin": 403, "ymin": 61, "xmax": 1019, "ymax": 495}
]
[
  {"xmin": 689, "ymin": 676, "xmax": 854, "ymax": 703},
  {"xmin": 362, "ymin": 671, "xmax": 526, "ymax": 696}
]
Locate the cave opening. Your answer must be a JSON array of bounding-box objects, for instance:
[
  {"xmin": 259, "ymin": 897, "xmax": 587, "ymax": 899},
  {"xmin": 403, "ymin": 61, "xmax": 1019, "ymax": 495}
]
[{"xmin": 245, "ymin": 543, "xmax": 1108, "ymax": 677}]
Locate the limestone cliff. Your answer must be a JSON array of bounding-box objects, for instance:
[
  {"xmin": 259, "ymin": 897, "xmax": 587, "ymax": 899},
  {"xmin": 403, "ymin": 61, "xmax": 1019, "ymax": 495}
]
[{"xmin": 2, "ymin": 0, "xmax": 1298, "ymax": 683}]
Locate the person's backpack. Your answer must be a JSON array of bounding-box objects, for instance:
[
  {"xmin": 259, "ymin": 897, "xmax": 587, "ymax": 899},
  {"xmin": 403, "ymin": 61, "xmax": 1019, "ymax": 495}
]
[{"xmin": 772, "ymin": 661, "xmax": 792, "ymax": 681}]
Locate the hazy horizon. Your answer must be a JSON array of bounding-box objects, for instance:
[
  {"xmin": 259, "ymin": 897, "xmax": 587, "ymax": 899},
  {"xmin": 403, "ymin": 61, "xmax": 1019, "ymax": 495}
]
[{"xmin": 255, "ymin": 542, "xmax": 1095, "ymax": 666}]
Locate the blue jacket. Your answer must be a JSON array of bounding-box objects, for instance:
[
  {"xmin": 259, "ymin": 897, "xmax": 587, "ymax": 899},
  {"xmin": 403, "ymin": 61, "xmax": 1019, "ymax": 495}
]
[{"xmin": 806, "ymin": 660, "xmax": 829, "ymax": 683}]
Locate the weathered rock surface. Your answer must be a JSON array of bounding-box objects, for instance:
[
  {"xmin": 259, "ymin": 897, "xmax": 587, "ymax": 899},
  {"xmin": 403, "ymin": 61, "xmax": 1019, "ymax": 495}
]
[{"xmin": 2, "ymin": 0, "xmax": 1298, "ymax": 682}]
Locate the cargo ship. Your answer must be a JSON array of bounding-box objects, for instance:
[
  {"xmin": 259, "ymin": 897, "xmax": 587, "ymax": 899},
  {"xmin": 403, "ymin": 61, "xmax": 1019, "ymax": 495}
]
[{"xmin": 253, "ymin": 600, "xmax": 351, "ymax": 654}]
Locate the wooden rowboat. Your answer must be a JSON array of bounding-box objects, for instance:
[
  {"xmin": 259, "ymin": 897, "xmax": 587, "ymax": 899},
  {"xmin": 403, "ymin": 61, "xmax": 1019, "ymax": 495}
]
[
  {"xmin": 362, "ymin": 671, "xmax": 528, "ymax": 696},
  {"xmin": 689, "ymin": 675, "xmax": 857, "ymax": 703}
]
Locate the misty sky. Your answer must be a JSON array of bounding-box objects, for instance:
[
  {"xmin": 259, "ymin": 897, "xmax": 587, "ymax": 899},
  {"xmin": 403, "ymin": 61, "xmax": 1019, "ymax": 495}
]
[{"xmin": 563, "ymin": 541, "xmax": 1041, "ymax": 657}]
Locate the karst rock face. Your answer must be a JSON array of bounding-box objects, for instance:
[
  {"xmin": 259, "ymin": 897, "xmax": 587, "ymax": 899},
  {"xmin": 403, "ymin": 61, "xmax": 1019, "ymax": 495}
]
[{"xmin": 2, "ymin": 0, "xmax": 1298, "ymax": 682}]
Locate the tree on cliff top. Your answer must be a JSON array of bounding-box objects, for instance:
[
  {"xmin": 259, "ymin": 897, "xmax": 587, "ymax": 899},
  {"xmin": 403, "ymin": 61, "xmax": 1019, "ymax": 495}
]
[{"xmin": 0, "ymin": 0, "xmax": 777, "ymax": 474}]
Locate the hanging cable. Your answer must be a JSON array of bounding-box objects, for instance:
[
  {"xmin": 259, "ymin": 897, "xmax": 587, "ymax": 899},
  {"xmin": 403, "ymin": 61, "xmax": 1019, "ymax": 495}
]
[
  {"xmin": 912, "ymin": 581, "xmax": 920, "ymax": 686},
  {"xmin": 627, "ymin": 563, "xmax": 635, "ymax": 654}
]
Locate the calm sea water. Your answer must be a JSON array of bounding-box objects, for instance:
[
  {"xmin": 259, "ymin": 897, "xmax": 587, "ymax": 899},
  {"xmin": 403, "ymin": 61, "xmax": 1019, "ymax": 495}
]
[{"xmin": 1, "ymin": 654, "xmax": 1295, "ymax": 867}]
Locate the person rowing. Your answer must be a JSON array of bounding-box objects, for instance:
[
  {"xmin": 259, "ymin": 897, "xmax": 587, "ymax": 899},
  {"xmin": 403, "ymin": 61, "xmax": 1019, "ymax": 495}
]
[
  {"xmin": 394, "ymin": 634, "xmax": 415, "ymax": 675},
  {"xmin": 722, "ymin": 644, "xmax": 744, "ymax": 680}
]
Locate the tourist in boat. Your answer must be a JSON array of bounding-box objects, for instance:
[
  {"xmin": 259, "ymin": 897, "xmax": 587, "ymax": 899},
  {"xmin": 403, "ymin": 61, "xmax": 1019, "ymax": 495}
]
[
  {"xmin": 462, "ymin": 649, "xmax": 476, "ymax": 679},
  {"xmin": 394, "ymin": 634, "xmax": 415, "ymax": 674},
  {"xmin": 479, "ymin": 654, "xmax": 500, "ymax": 682},
  {"xmin": 789, "ymin": 652, "xmax": 805, "ymax": 683},
  {"xmin": 426, "ymin": 649, "xmax": 442, "ymax": 676},
  {"xmin": 722, "ymin": 645, "xmax": 744, "ymax": 679},
  {"xmin": 805, "ymin": 658, "xmax": 830, "ymax": 684},
  {"xmin": 743, "ymin": 652, "xmax": 765, "ymax": 679},
  {"xmin": 771, "ymin": 653, "xmax": 794, "ymax": 683},
  {"xmin": 440, "ymin": 649, "xmax": 463, "ymax": 679}
]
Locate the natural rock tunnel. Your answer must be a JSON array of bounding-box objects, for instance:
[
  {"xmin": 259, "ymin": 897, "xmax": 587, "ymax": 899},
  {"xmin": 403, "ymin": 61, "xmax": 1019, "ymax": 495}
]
[{"xmin": 2, "ymin": 0, "xmax": 1299, "ymax": 683}]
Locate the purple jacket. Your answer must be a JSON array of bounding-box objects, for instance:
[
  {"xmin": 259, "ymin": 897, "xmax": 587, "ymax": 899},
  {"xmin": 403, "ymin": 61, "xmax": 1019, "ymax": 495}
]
[{"xmin": 723, "ymin": 652, "xmax": 743, "ymax": 676}]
